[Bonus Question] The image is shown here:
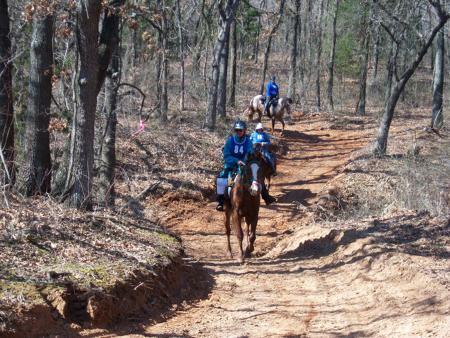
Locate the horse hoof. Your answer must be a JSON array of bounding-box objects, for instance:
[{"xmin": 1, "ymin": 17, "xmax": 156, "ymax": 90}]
[{"xmin": 244, "ymin": 248, "xmax": 252, "ymax": 258}]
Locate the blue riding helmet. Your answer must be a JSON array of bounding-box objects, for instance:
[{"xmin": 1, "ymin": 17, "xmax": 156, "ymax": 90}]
[{"xmin": 234, "ymin": 120, "xmax": 247, "ymax": 130}]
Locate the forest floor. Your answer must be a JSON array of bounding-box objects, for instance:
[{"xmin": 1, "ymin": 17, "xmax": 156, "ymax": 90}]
[{"xmin": 80, "ymin": 110, "xmax": 450, "ymax": 337}]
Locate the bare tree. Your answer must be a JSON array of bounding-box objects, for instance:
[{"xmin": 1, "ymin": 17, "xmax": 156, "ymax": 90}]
[
  {"xmin": 205, "ymin": 0, "xmax": 240, "ymax": 131},
  {"xmin": 65, "ymin": 0, "xmax": 102, "ymax": 209},
  {"xmin": 0, "ymin": 0, "xmax": 14, "ymax": 185},
  {"xmin": 20, "ymin": 11, "xmax": 54, "ymax": 195},
  {"xmin": 373, "ymin": 1, "xmax": 449, "ymax": 155},
  {"xmin": 98, "ymin": 4, "xmax": 122, "ymax": 207},
  {"xmin": 259, "ymin": 0, "xmax": 286, "ymax": 94},
  {"xmin": 314, "ymin": 0, "xmax": 324, "ymax": 110},
  {"xmin": 288, "ymin": 0, "xmax": 301, "ymax": 101},
  {"xmin": 327, "ymin": 0, "xmax": 339, "ymax": 111},
  {"xmin": 176, "ymin": 0, "xmax": 185, "ymax": 111}
]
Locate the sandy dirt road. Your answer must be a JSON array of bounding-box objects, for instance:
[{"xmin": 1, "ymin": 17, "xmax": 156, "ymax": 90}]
[{"xmin": 107, "ymin": 114, "xmax": 449, "ymax": 337}]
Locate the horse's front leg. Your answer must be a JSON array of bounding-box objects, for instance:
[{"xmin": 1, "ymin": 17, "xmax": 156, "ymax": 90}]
[
  {"xmin": 232, "ymin": 210, "xmax": 245, "ymax": 263},
  {"xmin": 224, "ymin": 209, "xmax": 233, "ymax": 259},
  {"xmin": 280, "ymin": 118, "xmax": 285, "ymax": 135},
  {"xmin": 246, "ymin": 217, "xmax": 258, "ymax": 256},
  {"xmin": 258, "ymin": 110, "xmax": 262, "ymax": 122},
  {"xmin": 271, "ymin": 118, "xmax": 275, "ymax": 134}
]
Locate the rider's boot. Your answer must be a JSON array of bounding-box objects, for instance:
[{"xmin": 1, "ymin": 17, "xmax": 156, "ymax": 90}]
[
  {"xmin": 261, "ymin": 185, "xmax": 276, "ymax": 205},
  {"xmin": 216, "ymin": 194, "xmax": 225, "ymax": 211}
]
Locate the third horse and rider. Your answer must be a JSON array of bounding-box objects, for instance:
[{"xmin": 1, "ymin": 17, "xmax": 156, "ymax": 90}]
[{"xmin": 216, "ymin": 75, "xmax": 282, "ymax": 212}]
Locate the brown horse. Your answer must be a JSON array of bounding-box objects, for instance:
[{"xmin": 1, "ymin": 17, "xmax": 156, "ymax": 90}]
[
  {"xmin": 244, "ymin": 94, "xmax": 293, "ymax": 134},
  {"xmin": 224, "ymin": 147, "xmax": 266, "ymax": 263}
]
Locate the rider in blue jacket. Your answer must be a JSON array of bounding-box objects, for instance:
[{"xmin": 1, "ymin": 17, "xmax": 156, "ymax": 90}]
[
  {"xmin": 264, "ymin": 75, "xmax": 279, "ymax": 118},
  {"xmin": 250, "ymin": 123, "xmax": 276, "ymax": 175},
  {"xmin": 216, "ymin": 120, "xmax": 275, "ymax": 211}
]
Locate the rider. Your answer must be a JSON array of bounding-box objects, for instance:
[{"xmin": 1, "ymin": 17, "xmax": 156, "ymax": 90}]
[
  {"xmin": 263, "ymin": 75, "xmax": 279, "ymax": 118},
  {"xmin": 216, "ymin": 120, "xmax": 275, "ymax": 211},
  {"xmin": 250, "ymin": 123, "xmax": 276, "ymax": 176}
]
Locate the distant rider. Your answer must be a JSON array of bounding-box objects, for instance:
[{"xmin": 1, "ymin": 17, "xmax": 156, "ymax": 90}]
[{"xmin": 263, "ymin": 75, "xmax": 279, "ymax": 118}]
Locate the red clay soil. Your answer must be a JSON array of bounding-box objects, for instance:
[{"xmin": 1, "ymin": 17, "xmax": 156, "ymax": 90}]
[{"xmin": 82, "ymin": 113, "xmax": 450, "ymax": 337}]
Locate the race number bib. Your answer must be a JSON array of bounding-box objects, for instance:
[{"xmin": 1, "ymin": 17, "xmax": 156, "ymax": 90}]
[{"xmin": 234, "ymin": 145, "xmax": 244, "ymax": 154}]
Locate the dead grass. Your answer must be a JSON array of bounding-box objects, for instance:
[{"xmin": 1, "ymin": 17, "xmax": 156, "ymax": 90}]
[{"xmin": 324, "ymin": 110, "xmax": 450, "ymax": 219}]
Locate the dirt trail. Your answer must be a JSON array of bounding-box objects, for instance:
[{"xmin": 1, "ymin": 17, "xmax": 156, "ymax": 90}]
[{"xmin": 115, "ymin": 115, "xmax": 449, "ymax": 337}]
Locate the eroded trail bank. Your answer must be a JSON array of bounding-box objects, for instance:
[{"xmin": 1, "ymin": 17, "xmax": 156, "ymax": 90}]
[{"xmin": 97, "ymin": 114, "xmax": 450, "ymax": 337}]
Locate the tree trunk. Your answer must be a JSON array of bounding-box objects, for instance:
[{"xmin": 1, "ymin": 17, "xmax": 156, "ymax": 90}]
[
  {"xmin": 98, "ymin": 16, "xmax": 120, "ymax": 207},
  {"xmin": 314, "ymin": 0, "xmax": 324, "ymax": 110},
  {"xmin": 288, "ymin": 0, "xmax": 301, "ymax": 101},
  {"xmin": 229, "ymin": 20, "xmax": 238, "ymax": 108},
  {"xmin": 0, "ymin": 0, "xmax": 14, "ymax": 185},
  {"xmin": 176, "ymin": 0, "xmax": 185, "ymax": 111},
  {"xmin": 158, "ymin": 0, "xmax": 168, "ymax": 121},
  {"xmin": 431, "ymin": 27, "xmax": 444, "ymax": 130},
  {"xmin": 384, "ymin": 40, "xmax": 396, "ymax": 105},
  {"xmin": 20, "ymin": 13, "xmax": 54, "ymax": 196},
  {"xmin": 217, "ymin": 22, "xmax": 231, "ymax": 118},
  {"xmin": 327, "ymin": 0, "xmax": 339, "ymax": 111},
  {"xmin": 259, "ymin": 0, "xmax": 286, "ymax": 94},
  {"xmin": 205, "ymin": 0, "xmax": 240, "ymax": 131},
  {"xmin": 66, "ymin": 0, "xmax": 101, "ymax": 209},
  {"xmin": 355, "ymin": 24, "xmax": 370, "ymax": 115},
  {"xmin": 374, "ymin": 11, "xmax": 449, "ymax": 155}
]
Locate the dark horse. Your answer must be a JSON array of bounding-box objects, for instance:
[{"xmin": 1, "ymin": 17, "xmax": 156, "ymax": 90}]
[{"xmin": 224, "ymin": 144, "xmax": 270, "ymax": 263}]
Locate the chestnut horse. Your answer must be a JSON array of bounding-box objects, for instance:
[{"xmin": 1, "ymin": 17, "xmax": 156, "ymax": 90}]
[
  {"xmin": 244, "ymin": 94, "xmax": 293, "ymax": 134},
  {"xmin": 224, "ymin": 146, "xmax": 267, "ymax": 263}
]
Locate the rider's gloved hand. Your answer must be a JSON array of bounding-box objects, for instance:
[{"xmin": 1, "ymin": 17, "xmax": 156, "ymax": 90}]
[{"xmin": 237, "ymin": 160, "xmax": 245, "ymax": 166}]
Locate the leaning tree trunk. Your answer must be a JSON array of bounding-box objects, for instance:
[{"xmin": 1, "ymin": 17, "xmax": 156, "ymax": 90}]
[
  {"xmin": 20, "ymin": 13, "xmax": 54, "ymax": 196},
  {"xmin": 229, "ymin": 20, "xmax": 238, "ymax": 108},
  {"xmin": 66, "ymin": 0, "xmax": 101, "ymax": 209},
  {"xmin": 217, "ymin": 23, "xmax": 231, "ymax": 118},
  {"xmin": 355, "ymin": 24, "xmax": 370, "ymax": 115},
  {"xmin": 0, "ymin": 0, "xmax": 14, "ymax": 185},
  {"xmin": 431, "ymin": 27, "xmax": 445, "ymax": 130},
  {"xmin": 259, "ymin": 0, "xmax": 286, "ymax": 94},
  {"xmin": 374, "ymin": 11, "xmax": 449, "ymax": 156},
  {"xmin": 288, "ymin": 0, "xmax": 301, "ymax": 101},
  {"xmin": 327, "ymin": 0, "xmax": 339, "ymax": 111},
  {"xmin": 205, "ymin": 0, "xmax": 240, "ymax": 131}
]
